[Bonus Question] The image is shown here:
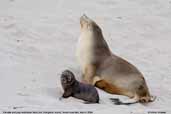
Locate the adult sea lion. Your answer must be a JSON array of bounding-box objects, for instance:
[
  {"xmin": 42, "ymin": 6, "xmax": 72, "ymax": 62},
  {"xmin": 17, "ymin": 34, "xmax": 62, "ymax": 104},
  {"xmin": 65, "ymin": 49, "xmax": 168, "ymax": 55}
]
[{"xmin": 76, "ymin": 15, "xmax": 155, "ymax": 104}]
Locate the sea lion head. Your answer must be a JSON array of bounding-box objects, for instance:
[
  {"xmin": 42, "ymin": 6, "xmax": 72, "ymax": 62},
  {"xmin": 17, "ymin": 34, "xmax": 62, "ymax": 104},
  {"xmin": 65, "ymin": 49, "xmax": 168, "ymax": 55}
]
[
  {"xmin": 61, "ymin": 70, "xmax": 76, "ymax": 86},
  {"xmin": 80, "ymin": 14, "xmax": 102, "ymax": 34}
]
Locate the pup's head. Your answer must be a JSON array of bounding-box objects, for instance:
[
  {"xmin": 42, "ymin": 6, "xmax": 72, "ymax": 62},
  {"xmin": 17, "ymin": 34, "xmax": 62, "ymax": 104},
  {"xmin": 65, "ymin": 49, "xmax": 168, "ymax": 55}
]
[
  {"xmin": 61, "ymin": 70, "xmax": 76, "ymax": 86},
  {"xmin": 80, "ymin": 14, "xmax": 102, "ymax": 34}
]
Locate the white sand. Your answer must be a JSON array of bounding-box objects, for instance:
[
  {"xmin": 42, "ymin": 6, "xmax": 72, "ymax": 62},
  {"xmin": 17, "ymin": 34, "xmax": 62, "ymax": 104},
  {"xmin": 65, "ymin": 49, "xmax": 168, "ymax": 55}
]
[{"xmin": 0, "ymin": 0, "xmax": 171, "ymax": 113}]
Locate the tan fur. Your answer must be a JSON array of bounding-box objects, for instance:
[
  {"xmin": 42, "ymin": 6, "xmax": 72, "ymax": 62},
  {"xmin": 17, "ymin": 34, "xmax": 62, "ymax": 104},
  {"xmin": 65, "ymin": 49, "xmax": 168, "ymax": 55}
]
[
  {"xmin": 95, "ymin": 80, "xmax": 126, "ymax": 96},
  {"xmin": 76, "ymin": 15, "xmax": 153, "ymax": 103}
]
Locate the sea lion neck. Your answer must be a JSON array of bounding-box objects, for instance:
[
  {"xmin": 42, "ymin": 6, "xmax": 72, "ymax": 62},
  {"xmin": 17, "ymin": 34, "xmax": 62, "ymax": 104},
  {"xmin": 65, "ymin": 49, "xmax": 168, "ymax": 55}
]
[{"xmin": 71, "ymin": 79, "xmax": 79, "ymax": 87}]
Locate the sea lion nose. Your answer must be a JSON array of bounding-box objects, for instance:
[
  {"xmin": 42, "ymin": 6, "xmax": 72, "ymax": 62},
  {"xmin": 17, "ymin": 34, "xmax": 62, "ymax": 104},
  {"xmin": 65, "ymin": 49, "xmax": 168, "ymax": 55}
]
[
  {"xmin": 62, "ymin": 78, "xmax": 67, "ymax": 83},
  {"xmin": 82, "ymin": 14, "xmax": 88, "ymax": 18},
  {"xmin": 80, "ymin": 14, "xmax": 89, "ymax": 22}
]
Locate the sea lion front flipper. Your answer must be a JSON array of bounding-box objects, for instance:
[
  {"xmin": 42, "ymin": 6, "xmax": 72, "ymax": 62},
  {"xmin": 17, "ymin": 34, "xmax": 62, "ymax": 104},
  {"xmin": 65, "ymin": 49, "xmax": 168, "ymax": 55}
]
[
  {"xmin": 84, "ymin": 101, "xmax": 93, "ymax": 104},
  {"xmin": 92, "ymin": 76, "xmax": 101, "ymax": 85},
  {"xmin": 83, "ymin": 64, "xmax": 96, "ymax": 85},
  {"xmin": 62, "ymin": 90, "xmax": 72, "ymax": 98},
  {"xmin": 84, "ymin": 101, "xmax": 99, "ymax": 104}
]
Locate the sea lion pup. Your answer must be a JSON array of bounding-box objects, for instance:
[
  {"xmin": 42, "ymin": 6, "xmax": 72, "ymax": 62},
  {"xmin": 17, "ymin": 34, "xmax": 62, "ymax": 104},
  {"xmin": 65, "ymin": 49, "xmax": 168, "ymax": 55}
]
[
  {"xmin": 60, "ymin": 70, "xmax": 99, "ymax": 103},
  {"xmin": 76, "ymin": 14, "xmax": 155, "ymax": 104}
]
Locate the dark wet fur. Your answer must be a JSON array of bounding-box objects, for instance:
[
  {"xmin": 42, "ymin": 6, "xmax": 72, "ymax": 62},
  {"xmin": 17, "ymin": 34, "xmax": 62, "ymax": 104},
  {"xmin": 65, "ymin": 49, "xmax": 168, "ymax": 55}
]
[{"xmin": 61, "ymin": 70, "xmax": 99, "ymax": 103}]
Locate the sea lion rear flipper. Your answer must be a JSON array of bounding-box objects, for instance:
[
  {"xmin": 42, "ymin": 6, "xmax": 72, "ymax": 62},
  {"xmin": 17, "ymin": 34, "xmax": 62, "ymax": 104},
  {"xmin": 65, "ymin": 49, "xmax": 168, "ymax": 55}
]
[
  {"xmin": 110, "ymin": 95, "xmax": 156, "ymax": 105},
  {"xmin": 110, "ymin": 98, "xmax": 138, "ymax": 105},
  {"xmin": 149, "ymin": 96, "xmax": 157, "ymax": 102}
]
